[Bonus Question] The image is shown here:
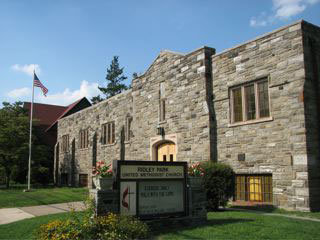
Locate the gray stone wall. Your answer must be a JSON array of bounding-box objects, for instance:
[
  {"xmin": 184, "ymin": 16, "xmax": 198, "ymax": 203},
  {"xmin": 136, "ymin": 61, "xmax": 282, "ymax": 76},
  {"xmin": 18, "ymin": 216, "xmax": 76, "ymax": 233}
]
[
  {"xmin": 55, "ymin": 20, "xmax": 320, "ymax": 211},
  {"xmin": 211, "ymin": 21, "xmax": 312, "ymax": 211},
  {"xmin": 301, "ymin": 21, "xmax": 320, "ymax": 211},
  {"xmin": 56, "ymin": 46, "xmax": 215, "ymax": 188}
]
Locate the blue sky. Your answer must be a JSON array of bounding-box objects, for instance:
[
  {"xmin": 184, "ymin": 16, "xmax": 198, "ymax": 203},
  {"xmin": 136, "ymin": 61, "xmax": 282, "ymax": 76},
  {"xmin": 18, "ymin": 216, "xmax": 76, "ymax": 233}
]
[{"xmin": 1, "ymin": 0, "xmax": 319, "ymax": 106}]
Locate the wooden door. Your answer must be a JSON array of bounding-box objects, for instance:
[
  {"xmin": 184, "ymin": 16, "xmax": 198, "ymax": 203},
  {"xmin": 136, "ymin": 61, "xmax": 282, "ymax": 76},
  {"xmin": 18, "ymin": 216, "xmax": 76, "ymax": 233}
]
[{"xmin": 157, "ymin": 142, "xmax": 176, "ymax": 162}]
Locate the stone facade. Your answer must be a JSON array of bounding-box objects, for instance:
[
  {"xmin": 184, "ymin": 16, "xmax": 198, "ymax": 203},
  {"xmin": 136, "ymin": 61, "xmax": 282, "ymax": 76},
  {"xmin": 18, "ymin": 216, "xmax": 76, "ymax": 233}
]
[{"xmin": 55, "ymin": 20, "xmax": 320, "ymax": 211}]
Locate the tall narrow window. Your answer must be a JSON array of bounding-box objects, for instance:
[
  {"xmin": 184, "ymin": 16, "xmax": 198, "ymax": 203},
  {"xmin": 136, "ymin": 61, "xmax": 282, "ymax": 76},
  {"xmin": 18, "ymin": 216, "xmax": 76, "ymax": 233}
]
[
  {"xmin": 160, "ymin": 99, "xmax": 166, "ymax": 122},
  {"xmin": 125, "ymin": 116, "xmax": 132, "ymax": 141},
  {"xmin": 245, "ymin": 84, "xmax": 256, "ymax": 120},
  {"xmin": 159, "ymin": 82, "xmax": 166, "ymax": 122},
  {"xmin": 258, "ymin": 81, "xmax": 270, "ymax": 118},
  {"xmin": 233, "ymin": 88, "xmax": 243, "ymax": 122},
  {"xmin": 111, "ymin": 122, "xmax": 115, "ymax": 144},
  {"xmin": 102, "ymin": 122, "xmax": 115, "ymax": 144},
  {"xmin": 102, "ymin": 124, "xmax": 107, "ymax": 144},
  {"xmin": 79, "ymin": 129, "xmax": 89, "ymax": 149},
  {"xmin": 230, "ymin": 78, "xmax": 270, "ymax": 124},
  {"xmin": 62, "ymin": 135, "xmax": 69, "ymax": 152}
]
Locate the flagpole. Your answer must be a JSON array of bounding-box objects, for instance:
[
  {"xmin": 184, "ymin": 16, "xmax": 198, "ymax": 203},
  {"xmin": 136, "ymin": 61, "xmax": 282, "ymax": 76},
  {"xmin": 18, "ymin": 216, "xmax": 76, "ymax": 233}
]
[{"xmin": 27, "ymin": 70, "xmax": 35, "ymax": 191}]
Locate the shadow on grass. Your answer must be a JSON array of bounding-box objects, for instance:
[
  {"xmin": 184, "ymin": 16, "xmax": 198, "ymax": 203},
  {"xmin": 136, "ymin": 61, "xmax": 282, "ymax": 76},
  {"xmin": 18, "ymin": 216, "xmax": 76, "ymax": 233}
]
[
  {"xmin": 229, "ymin": 204, "xmax": 278, "ymax": 213},
  {"xmin": 0, "ymin": 183, "xmax": 55, "ymax": 190},
  {"xmin": 151, "ymin": 217, "xmax": 254, "ymax": 238}
]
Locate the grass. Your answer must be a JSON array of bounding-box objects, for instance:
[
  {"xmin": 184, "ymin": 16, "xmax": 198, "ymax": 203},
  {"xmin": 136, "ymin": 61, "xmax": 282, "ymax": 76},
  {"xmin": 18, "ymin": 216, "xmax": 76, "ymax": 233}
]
[
  {"xmin": 156, "ymin": 210, "xmax": 320, "ymax": 240},
  {"xmin": 0, "ymin": 212, "xmax": 74, "ymax": 239},
  {"xmin": 230, "ymin": 205, "xmax": 320, "ymax": 220},
  {"xmin": 0, "ymin": 187, "xmax": 88, "ymax": 208},
  {"xmin": 1, "ymin": 210, "xmax": 320, "ymax": 240}
]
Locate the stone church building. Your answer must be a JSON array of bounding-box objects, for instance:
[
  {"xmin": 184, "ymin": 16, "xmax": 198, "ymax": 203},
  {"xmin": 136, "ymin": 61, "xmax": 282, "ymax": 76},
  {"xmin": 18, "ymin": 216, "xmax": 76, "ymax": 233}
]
[{"xmin": 55, "ymin": 20, "xmax": 320, "ymax": 211}]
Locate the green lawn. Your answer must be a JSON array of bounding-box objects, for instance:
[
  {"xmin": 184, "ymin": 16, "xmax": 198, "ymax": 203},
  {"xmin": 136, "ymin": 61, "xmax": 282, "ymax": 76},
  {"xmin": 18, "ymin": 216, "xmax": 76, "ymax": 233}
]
[
  {"xmin": 1, "ymin": 210, "xmax": 320, "ymax": 240},
  {"xmin": 0, "ymin": 187, "xmax": 88, "ymax": 208},
  {"xmin": 230, "ymin": 205, "xmax": 320, "ymax": 220},
  {"xmin": 0, "ymin": 212, "xmax": 73, "ymax": 239},
  {"xmin": 156, "ymin": 211, "xmax": 320, "ymax": 240}
]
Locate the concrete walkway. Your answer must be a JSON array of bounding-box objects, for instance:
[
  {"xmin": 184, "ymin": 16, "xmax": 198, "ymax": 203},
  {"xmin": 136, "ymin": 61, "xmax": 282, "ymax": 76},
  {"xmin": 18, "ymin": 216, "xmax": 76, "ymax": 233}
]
[{"xmin": 0, "ymin": 201, "xmax": 85, "ymax": 225}]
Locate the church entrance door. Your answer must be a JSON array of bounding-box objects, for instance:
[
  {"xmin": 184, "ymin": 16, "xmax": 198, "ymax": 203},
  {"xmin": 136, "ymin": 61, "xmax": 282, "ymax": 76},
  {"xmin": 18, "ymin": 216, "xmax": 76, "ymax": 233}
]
[{"xmin": 157, "ymin": 142, "xmax": 176, "ymax": 162}]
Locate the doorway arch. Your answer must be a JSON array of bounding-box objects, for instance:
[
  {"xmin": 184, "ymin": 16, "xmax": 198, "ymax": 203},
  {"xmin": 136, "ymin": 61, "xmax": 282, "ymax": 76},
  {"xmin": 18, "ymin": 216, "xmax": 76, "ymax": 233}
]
[
  {"xmin": 156, "ymin": 141, "xmax": 176, "ymax": 162},
  {"xmin": 150, "ymin": 134, "xmax": 178, "ymax": 161}
]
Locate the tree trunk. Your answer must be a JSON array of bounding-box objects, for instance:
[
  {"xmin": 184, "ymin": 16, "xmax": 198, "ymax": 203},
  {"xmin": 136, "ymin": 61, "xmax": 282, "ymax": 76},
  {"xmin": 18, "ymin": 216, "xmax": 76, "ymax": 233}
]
[
  {"xmin": 5, "ymin": 175, "xmax": 10, "ymax": 189},
  {"xmin": 5, "ymin": 167, "xmax": 11, "ymax": 189}
]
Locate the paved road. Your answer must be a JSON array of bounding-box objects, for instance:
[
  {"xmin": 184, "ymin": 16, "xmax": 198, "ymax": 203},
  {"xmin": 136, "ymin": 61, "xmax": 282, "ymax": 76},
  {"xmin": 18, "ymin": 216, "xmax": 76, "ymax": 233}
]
[{"xmin": 0, "ymin": 201, "xmax": 85, "ymax": 225}]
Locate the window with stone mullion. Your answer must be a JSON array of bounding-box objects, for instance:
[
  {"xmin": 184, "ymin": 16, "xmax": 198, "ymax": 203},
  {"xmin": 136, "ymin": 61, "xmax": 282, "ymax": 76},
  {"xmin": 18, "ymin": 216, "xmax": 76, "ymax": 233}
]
[
  {"xmin": 245, "ymin": 84, "xmax": 256, "ymax": 120},
  {"xmin": 258, "ymin": 81, "xmax": 270, "ymax": 118},
  {"xmin": 233, "ymin": 88, "xmax": 243, "ymax": 122}
]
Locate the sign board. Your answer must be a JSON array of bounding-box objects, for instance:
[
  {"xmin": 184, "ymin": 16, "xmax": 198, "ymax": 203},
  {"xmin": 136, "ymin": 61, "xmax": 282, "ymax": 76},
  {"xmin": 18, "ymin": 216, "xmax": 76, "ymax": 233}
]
[{"xmin": 117, "ymin": 161, "xmax": 187, "ymax": 219}]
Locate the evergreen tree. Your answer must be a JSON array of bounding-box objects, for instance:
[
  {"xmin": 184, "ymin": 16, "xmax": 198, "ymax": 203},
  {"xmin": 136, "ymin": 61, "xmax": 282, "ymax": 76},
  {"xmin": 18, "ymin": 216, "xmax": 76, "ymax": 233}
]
[
  {"xmin": 91, "ymin": 95, "xmax": 104, "ymax": 105},
  {"xmin": 91, "ymin": 56, "xmax": 128, "ymax": 104}
]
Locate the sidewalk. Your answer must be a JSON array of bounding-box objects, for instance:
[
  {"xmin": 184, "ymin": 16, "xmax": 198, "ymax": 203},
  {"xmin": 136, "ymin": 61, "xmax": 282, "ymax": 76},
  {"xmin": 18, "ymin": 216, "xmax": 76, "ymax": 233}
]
[{"xmin": 0, "ymin": 201, "xmax": 85, "ymax": 225}]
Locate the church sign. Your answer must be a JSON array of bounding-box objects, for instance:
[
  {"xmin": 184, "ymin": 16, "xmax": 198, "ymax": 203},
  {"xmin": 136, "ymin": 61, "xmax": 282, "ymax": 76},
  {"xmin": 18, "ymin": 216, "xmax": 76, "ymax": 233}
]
[{"xmin": 116, "ymin": 161, "xmax": 187, "ymax": 219}]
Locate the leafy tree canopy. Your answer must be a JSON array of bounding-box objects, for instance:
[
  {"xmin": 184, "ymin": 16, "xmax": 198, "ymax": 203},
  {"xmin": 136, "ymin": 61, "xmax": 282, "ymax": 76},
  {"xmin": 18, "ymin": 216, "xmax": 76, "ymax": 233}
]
[{"xmin": 0, "ymin": 102, "xmax": 29, "ymax": 188}]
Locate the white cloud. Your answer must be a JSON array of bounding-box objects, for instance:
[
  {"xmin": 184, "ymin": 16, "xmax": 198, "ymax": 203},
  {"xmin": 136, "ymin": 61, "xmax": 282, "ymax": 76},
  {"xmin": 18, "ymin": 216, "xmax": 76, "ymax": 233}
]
[
  {"xmin": 7, "ymin": 87, "xmax": 31, "ymax": 98},
  {"xmin": 11, "ymin": 64, "xmax": 41, "ymax": 76},
  {"xmin": 250, "ymin": 0, "xmax": 319, "ymax": 27},
  {"xmin": 36, "ymin": 80, "xmax": 100, "ymax": 106}
]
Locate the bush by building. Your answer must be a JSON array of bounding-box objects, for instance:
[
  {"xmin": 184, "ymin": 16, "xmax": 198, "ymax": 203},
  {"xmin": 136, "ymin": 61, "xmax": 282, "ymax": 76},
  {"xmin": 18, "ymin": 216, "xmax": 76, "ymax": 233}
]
[{"xmin": 200, "ymin": 161, "xmax": 235, "ymax": 210}]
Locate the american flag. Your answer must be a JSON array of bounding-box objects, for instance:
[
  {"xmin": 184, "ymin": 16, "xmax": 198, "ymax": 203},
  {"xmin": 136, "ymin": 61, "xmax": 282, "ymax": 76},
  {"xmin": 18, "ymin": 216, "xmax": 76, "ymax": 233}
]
[{"xmin": 33, "ymin": 72, "xmax": 48, "ymax": 96}]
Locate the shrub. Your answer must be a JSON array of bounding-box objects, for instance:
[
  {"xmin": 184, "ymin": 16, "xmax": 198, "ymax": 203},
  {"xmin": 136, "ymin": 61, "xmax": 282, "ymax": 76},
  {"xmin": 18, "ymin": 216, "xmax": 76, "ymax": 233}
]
[
  {"xmin": 201, "ymin": 162, "xmax": 235, "ymax": 210},
  {"xmin": 37, "ymin": 219, "xmax": 82, "ymax": 240},
  {"xmin": 36, "ymin": 198, "xmax": 149, "ymax": 240},
  {"xmin": 32, "ymin": 166, "xmax": 50, "ymax": 185}
]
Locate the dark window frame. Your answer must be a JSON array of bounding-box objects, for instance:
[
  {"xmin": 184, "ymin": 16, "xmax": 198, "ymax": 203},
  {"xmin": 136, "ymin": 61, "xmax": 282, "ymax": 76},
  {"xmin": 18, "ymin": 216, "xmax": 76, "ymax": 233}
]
[
  {"xmin": 101, "ymin": 122, "xmax": 115, "ymax": 145},
  {"xmin": 235, "ymin": 174, "xmax": 273, "ymax": 203},
  {"xmin": 230, "ymin": 77, "xmax": 270, "ymax": 124},
  {"xmin": 125, "ymin": 116, "xmax": 132, "ymax": 141},
  {"xmin": 79, "ymin": 129, "xmax": 89, "ymax": 149},
  {"xmin": 62, "ymin": 135, "xmax": 69, "ymax": 152}
]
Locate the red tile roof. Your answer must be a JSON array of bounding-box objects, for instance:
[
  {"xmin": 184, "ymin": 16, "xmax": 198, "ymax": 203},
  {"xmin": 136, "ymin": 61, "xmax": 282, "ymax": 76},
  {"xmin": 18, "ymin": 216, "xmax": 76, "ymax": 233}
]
[{"xmin": 23, "ymin": 102, "xmax": 67, "ymax": 126}]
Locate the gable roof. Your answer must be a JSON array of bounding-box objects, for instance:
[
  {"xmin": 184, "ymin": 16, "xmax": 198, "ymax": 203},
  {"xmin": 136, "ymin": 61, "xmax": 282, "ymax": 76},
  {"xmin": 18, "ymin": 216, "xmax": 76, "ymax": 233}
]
[
  {"xmin": 46, "ymin": 97, "xmax": 91, "ymax": 132},
  {"xmin": 23, "ymin": 102, "xmax": 67, "ymax": 126}
]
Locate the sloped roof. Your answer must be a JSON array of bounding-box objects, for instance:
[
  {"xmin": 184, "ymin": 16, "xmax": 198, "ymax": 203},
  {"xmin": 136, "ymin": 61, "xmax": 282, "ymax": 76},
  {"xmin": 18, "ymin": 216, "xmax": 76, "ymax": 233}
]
[
  {"xmin": 23, "ymin": 102, "xmax": 67, "ymax": 126},
  {"xmin": 46, "ymin": 97, "xmax": 91, "ymax": 132}
]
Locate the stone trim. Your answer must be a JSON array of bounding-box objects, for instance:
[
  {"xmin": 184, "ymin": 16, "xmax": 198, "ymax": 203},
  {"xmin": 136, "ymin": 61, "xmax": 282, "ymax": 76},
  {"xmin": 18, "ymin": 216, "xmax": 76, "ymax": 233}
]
[
  {"xmin": 228, "ymin": 117, "xmax": 274, "ymax": 127},
  {"xmin": 150, "ymin": 134, "xmax": 178, "ymax": 161}
]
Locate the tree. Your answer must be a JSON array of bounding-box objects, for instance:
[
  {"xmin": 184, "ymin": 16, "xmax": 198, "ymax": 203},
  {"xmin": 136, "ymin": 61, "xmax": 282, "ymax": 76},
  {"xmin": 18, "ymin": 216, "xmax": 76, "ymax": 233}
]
[
  {"xmin": 91, "ymin": 95, "xmax": 104, "ymax": 105},
  {"xmin": 0, "ymin": 102, "xmax": 53, "ymax": 188},
  {"xmin": 91, "ymin": 56, "xmax": 128, "ymax": 104},
  {"xmin": 0, "ymin": 102, "xmax": 29, "ymax": 188}
]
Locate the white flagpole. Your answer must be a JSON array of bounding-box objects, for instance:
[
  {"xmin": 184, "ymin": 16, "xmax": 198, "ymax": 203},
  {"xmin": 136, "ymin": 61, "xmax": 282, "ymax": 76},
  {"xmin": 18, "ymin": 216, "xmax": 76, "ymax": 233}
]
[{"xmin": 27, "ymin": 69, "xmax": 35, "ymax": 191}]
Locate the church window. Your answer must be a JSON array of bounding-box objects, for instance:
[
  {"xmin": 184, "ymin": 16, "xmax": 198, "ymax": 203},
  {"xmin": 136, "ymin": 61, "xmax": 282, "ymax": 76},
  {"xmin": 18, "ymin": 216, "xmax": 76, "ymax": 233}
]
[
  {"xmin": 79, "ymin": 129, "xmax": 89, "ymax": 149},
  {"xmin": 235, "ymin": 174, "xmax": 272, "ymax": 203},
  {"xmin": 62, "ymin": 134, "xmax": 69, "ymax": 152},
  {"xmin": 159, "ymin": 82, "xmax": 166, "ymax": 122},
  {"xmin": 102, "ymin": 122, "xmax": 115, "ymax": 144},
  {"xmin": 160, "ymin": 99, "xmax": 166, "ymax": 122},
  {"xmin": 125, "ymin": 116, "xmax": 132, "ymax": 141},
  {"xmin": 230, "ymin": 78, "xmax": 270, "ymax": 124}
]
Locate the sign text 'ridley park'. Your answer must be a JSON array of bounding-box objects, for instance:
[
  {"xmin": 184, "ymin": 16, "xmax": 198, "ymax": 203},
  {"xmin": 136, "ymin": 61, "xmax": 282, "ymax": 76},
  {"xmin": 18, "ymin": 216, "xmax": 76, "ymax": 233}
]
[{"xmin": 120, "ymin": 165, "xmax": 184, "ymax": 179}]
